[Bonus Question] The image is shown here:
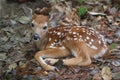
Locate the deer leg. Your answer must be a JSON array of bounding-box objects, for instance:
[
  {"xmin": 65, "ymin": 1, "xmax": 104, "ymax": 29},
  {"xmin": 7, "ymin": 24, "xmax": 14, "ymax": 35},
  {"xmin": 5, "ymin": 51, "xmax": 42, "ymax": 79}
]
[
  {"xmin": 62, "ymin": 50, "xmax": 92, "ymax": 66},
  {"xmin": 34, "ymin": 48, "xmax": 70, "ymax": 71},
  {"xmin": 44, "ymin": 58, "xmax": 59, "ymax": 65}
]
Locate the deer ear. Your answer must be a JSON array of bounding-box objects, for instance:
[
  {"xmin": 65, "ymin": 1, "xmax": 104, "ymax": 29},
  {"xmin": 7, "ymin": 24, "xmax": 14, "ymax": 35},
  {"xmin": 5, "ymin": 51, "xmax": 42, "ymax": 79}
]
[
  {"xmin": 49, "ymin": 12, "xmax": 63, "ymax": 27},
  {"xmin": 34, "ymin": 7, "xmax": 51, "ymax": 15},
  {"xmin": 22, "ymin": 6, "xmax": 33, "ymax": 18},
  {"xmin": 33, "ymin": 14, "xmax": 37, "ymax": 19}
]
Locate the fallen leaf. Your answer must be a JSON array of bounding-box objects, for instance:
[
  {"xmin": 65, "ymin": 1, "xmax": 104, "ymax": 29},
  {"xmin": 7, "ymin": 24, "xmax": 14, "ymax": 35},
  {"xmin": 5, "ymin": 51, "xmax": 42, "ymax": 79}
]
[
  {"xmin": 101, "ymin": 66, "xmax": 112, "ymax": 80},
  {"xmin": 105, "ymin": 38, "xmax": 113, "ymax": 44},
  {"xmin": 48, "ymin": 71, "xmax": 56, "ymax": 79},
  {"xmin": 0, "ymin": 53, "xmax": 7, "ymax": 60},
  {"xmin": 1, "ymin": 36, "xmax": 9, "ymax": 42},
  {"xmin": 112, "ymin": 60, "xmax": 120, "ymax": 67},
  {"xmin": 113, "ymin": 72, "xmax": 120, "ymax": 80},
  {"xmin": 20, "ymin": 63, "xmax": 27, "ymax": 68},
  {"xmin": 8, "ymin": 63, "xmax": 17, "ymax": 71},
  {"xmin": 108, "ymin": 7, "xmax": 117, "ymax": 15},
  {"xmin": 19, "ymin": 37, "xmax": 30, "ymax": 43},
  {"xmin": 115, "ymin": 29, "xmax": 120, "ymax": 38},
  {"xmin": 22, "ymin": 6, "xmax": 33, "ymax": 18},
  {"xmin": 92, "ymin": 73, "xmax": 102, "ymax": 80},
  {"xmin": 106, "ymin": 16, "xmax": 114, "ymax": 23},
  {"xmin": 17, "ymin": 16, "xmax": 31, "ymax": 24},
  {"xmin": 9, "ymin": 19, "xmax": 17, "ymax": 26}
]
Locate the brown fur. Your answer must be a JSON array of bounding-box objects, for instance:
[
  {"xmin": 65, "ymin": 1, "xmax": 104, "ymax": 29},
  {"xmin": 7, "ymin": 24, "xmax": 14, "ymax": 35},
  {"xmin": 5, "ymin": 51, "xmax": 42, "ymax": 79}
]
[{"xmin": 32, "ymin": 15, "xmax": 109, "ymax": 71}]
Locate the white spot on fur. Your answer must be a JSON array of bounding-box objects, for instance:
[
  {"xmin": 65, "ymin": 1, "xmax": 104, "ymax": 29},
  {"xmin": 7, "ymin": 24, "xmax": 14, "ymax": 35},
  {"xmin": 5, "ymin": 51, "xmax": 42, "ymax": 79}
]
[
  {"xmin": 86, "ymin": 36, "xmax": 90, "ymax": 40},
  {"xmin": 51, "ymin": 43, "xmax": 55, "ymax": 46},
  {"xmin": 91, "ymin": 39, "xmax": 94, "ymax": 42},
  {"xmin": 89, "ymin": 42, "xmax": 92, "ymax": 45},
  {"xmin": 80, "ymin": 35, "xmax": 82, "ymax": 38},
  {"xmin": 82, "ymin": 28, "xmax": 86, "ymax": 32},
  {"xmin": 98, "ymin": 40, "xmax": 101, "ymax": 44},
  {"xmin": 49, "ymin": 43, "xmax": 56, "ymax": 48},
  {"xmin": 49, "ymin": 31, "xmax": 52, "ymax": 34},
  {"xmin": 49, "ymin": 45, "xmax": 56, "ymax": 48},
  {"xmin": 55, "ymin": 39, "xmax": 57, "ymax": 42},
  {"xmin": 53, "ymin": 30, "xmax": 56, "ymax": 33},
  {"xmin": 73, "ymin": 32, "xmax": 76, "ymax": 34},
  {"xmin": 57, "ymin": 32, "xmax": 61, "ymax": 35},
  {"xmin": 49, "ymin": 38, "xmax": 51, "ymax": 41},
  {"xmin": 73, "ymin": 35, "xmax": 77, "ymax": 37},
  {"xmin": 86, "ymin": 44, "xmax": 98, "ymax": 50},
  {"xmin": 79, "ymin": 38, "xmax": 83, "ymax": 41},
  {"xmin": 74, "ymin": 38, "xmax": 77, "ymax": 40},
  {"xmin": 83, "ymin": 30, "xmax": 85, "ymax": 32},
  {"xmin": 59, "ymin": 46, "xmax": 65, "ymax": 49},
  {"xmin": 91, "ymin": 45, "xmax": 98, "ymax": 50},
  {"xmin": 88, "ymin": 33, "xmax": 91, "ymax": 35}
]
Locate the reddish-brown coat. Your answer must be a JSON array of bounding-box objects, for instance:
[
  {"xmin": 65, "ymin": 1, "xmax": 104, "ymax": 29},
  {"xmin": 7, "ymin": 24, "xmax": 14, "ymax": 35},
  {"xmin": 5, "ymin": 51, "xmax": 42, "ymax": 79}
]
[{"xmin": 32, "ymin": 15, "xmax": 109, "ymax": 71}]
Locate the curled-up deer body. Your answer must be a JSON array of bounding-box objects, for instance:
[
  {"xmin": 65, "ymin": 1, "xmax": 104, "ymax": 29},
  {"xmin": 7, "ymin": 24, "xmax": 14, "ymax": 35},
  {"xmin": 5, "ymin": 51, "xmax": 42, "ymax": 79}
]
[{"xmin": 31, "ymin": 14, "xmax": 109, "ymax": 71}]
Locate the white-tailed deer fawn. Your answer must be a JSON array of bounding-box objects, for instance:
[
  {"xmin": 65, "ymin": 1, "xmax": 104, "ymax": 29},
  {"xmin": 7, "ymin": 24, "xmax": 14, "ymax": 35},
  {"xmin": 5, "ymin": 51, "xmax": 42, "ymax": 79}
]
[{"xmin": 31, "ymin": 14, "xmax": 109, "ymax": 71}]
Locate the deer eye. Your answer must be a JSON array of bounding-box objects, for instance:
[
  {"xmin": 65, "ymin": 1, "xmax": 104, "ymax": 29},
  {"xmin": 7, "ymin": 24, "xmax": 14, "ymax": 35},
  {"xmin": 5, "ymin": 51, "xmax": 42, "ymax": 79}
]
[
  {"xmin": 43, "ymin": 26, "xmax": 47, "ymax": 30},
  {"xmin": 31, "ymin": 23, "xmax": 34, "ymax": 27}
]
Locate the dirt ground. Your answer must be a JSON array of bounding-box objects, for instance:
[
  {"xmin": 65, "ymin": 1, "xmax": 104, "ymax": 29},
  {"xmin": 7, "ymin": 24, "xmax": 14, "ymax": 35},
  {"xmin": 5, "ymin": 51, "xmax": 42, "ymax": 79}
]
[{"xmin": 0, "ymin": 0, "xmax": 120, "ymax": 80}]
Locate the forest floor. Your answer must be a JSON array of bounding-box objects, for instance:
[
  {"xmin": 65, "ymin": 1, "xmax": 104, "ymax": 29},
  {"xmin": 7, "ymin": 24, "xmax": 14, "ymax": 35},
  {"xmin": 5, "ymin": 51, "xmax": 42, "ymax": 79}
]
[{"xmin": 0, "ymin": 0, "xmax": 120, "ymax": 80}]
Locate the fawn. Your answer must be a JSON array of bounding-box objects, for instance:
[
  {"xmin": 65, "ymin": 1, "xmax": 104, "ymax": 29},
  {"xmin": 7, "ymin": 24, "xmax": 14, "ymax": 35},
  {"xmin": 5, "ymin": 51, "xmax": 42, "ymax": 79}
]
[{"xmin": 31, "ymin": 14, "xmax": 109, "ymax": 71}]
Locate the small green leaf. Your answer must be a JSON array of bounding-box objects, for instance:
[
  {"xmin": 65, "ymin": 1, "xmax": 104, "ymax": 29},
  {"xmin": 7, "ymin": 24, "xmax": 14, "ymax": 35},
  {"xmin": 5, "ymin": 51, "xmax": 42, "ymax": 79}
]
[
  {"xmin": 78, "ymin": 6, "xmax": 88, "ymax": 17},
  {"xmin": 110, "ymin": 43, "xmax": 118, "ymax": 49},
  {"xmin": 78, "ymin": 0, "xmax": 84, "ymax": 4}
]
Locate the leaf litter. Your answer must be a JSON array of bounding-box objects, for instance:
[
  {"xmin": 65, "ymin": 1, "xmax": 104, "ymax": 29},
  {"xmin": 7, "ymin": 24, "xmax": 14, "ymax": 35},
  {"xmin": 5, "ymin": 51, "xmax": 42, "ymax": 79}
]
[{"xmin": 0, "ymin": 0, "xmax": 120, "ymax": 80}]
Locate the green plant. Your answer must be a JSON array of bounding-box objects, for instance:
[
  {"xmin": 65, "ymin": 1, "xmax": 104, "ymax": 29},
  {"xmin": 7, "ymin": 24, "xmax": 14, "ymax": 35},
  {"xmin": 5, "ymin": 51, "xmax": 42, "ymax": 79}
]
[
  {"xmin": 78, "ymin": 0, "xmax": 84, "ymax": 4},
  {"xmin": 78, "ymin": 6, "xmax": 88, "ymax": 17},
  {"xmin": 110, "ymin": 43, "xmax": 118, "ymax": 49}
]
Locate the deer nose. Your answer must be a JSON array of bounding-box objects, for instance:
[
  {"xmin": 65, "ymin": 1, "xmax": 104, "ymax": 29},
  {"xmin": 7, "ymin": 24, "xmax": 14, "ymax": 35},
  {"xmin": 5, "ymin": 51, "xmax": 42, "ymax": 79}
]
[{"xmin": 33, "ymin": 33, "xmax": 40, "ymax": 40}]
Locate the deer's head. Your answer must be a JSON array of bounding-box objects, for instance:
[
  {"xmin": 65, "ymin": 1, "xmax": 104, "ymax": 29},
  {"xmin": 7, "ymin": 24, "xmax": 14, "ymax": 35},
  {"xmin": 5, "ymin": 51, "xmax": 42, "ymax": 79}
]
[{"xmin": 31, "ymin": 14, "xmax": 49, "ymax": 41}]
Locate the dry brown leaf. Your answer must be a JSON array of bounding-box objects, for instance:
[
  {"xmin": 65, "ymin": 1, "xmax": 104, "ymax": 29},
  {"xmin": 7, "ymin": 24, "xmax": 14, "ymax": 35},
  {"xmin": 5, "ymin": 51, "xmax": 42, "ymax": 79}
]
[
  {"xmin": 112, "ymin": 60, "xmax": 120, "ymax": 67},
  {"xmin": 101, "ymin": 66, "xmax": 112, "ymax": 80},
  {"xmin": 92, "ymin": 73, "xmax": 102, "ymax": 80},
  {"xmin": 8, "ymin": 63, "xmax": 17, "ymax": 71},
  {"xmin": 49, "ymin": 1, "xmax": 80, "ymax": 27}
]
